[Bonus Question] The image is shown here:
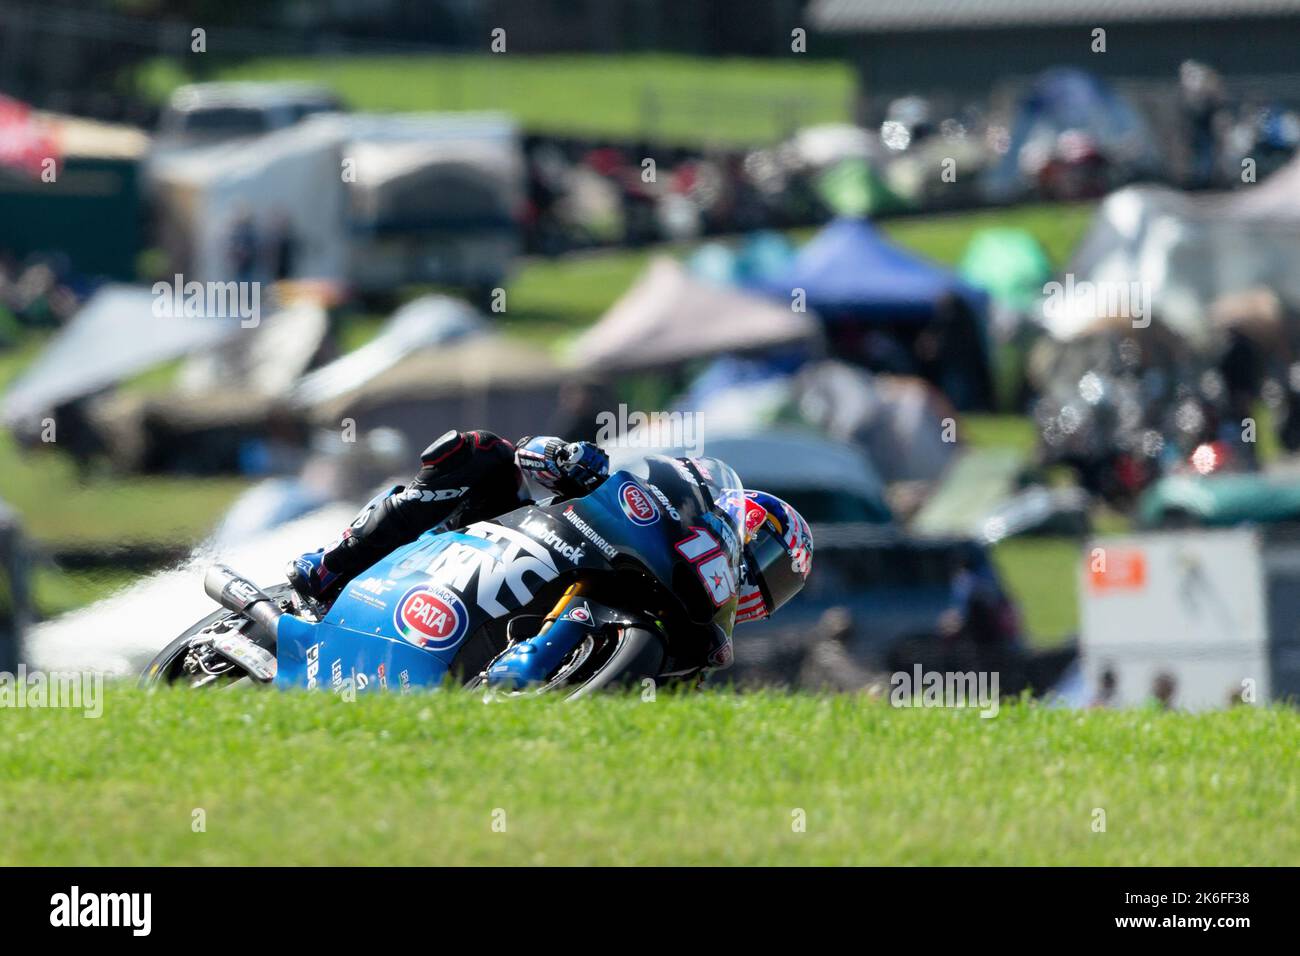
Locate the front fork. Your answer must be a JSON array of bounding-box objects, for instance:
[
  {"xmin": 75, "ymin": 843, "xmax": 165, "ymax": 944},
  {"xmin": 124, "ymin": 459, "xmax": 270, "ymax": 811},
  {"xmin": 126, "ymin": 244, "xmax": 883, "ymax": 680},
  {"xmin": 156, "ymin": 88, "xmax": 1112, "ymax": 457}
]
[{"xmin": 485, "ymin": 582, "xmax": 654, "ymax": 690}]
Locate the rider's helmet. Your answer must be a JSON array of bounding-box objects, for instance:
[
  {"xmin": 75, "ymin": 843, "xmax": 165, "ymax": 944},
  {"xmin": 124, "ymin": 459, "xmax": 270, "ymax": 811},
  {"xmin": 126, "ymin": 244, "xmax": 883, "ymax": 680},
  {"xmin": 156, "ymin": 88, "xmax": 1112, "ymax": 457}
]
[{"xmin": 735, "ymin": 490, "xmax": 814, "ymax": 623}]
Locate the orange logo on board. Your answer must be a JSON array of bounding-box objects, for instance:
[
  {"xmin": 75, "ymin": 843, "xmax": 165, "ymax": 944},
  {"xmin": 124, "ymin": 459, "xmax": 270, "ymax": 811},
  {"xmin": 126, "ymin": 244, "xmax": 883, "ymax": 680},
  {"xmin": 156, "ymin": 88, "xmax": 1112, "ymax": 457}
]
[{"xmin": 1089, "ymin": 548, "xmax": 1146, "ymax": 592}]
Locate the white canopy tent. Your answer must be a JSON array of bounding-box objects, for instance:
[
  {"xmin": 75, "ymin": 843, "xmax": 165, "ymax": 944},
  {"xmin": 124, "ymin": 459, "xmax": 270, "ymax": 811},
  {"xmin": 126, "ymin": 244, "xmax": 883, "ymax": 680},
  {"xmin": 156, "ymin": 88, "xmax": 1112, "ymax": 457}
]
[{"xmin": 1054, "ymin": 164, "xmax": 1300, "ymax": 348}]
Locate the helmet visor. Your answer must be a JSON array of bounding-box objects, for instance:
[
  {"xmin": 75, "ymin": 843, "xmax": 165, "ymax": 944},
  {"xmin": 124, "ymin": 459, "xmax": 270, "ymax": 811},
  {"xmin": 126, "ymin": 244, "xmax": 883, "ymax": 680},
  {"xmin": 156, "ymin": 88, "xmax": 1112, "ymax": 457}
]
[{"xmin": 743, "ymin": 522, "xmax": 806, "ymax": 615}]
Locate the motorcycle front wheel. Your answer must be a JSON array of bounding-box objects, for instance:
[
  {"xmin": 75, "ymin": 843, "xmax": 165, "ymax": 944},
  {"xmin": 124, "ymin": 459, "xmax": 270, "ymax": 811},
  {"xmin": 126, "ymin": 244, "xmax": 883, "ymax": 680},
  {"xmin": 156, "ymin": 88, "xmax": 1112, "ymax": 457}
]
[{"xmin": 471, "ymin": 625, "xmax": 666, "ymax": 700}]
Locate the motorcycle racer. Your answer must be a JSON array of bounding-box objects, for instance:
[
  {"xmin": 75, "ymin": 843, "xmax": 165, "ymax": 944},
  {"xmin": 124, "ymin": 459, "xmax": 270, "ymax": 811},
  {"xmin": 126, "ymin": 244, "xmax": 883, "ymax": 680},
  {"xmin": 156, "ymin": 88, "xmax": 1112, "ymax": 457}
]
[{"xmin": 286, "ymin": 429, "xmax": 813, "ymax": 658}]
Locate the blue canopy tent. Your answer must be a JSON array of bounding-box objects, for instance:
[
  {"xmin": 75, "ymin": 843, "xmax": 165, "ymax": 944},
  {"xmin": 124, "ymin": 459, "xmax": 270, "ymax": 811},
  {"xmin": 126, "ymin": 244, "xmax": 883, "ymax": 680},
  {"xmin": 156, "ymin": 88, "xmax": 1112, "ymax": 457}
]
[
  {"xmin": 761, "ymin": 217, "xmax": 987, "ymax": 321},
  {"xmin": 760, "ymin": 218, "xmax": 995, "ymax": 409},
  {"xmin": 982, "ymin": 68, "xmax": 1161, "ymax": 203}
]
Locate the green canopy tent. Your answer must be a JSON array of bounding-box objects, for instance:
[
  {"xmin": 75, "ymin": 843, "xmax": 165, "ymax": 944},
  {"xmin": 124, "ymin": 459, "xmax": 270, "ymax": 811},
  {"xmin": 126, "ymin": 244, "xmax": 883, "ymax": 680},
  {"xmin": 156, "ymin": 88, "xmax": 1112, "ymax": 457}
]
[
  {"xmin": 958, "ymin": 228, "xmax": 1052, "ymax": 312},
  {"xmin": 815, "ymin": 157, "xmax": 909, "ymax": 218},
  {"xmin": 958, "ymin": 228, "xmax": 1054, "ymax": 410}
]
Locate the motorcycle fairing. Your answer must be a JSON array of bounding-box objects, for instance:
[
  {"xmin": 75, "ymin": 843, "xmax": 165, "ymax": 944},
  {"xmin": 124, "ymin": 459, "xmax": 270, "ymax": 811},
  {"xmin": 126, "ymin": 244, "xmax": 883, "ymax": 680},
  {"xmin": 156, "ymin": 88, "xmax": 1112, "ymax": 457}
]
[{"xmin": 273, "ymin": 456, "xmax": 745, "ymax": 692}]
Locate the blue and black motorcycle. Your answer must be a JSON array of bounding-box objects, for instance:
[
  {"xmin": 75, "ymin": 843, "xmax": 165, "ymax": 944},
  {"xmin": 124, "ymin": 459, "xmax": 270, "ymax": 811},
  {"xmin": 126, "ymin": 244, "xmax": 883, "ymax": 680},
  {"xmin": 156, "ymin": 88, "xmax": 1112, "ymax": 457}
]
[{"xmin": 143, "ymin": 454, "xmax": 747, "ymax": 698}]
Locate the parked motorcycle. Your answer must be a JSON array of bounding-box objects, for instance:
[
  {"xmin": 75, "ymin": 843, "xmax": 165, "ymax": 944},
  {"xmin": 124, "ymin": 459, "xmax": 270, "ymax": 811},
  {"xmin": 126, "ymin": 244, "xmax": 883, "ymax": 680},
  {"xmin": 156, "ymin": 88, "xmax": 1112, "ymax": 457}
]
[{"xmin": 143, "ymin": 455, "xmax": 747, "ymax": 698}]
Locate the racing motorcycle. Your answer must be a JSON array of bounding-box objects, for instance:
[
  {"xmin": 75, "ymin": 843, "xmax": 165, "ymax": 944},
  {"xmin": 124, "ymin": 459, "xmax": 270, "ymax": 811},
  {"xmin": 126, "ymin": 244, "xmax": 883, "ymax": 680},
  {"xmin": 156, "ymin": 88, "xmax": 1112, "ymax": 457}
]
[{"xmin": 142, "ymin": 455, "xmax": 746, "ymax": 698}]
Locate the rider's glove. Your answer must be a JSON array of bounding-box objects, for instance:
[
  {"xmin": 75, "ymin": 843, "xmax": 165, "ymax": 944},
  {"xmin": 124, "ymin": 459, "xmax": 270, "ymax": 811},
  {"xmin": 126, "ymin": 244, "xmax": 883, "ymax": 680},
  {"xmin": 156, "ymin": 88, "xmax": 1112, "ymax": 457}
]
[
  {"xmin": 555, "ymin": 441, "xmax": 609, "ymax": 493},
  {"xmin": 516, "ymin": 436, "xmax": 608, "ymax": 495}
]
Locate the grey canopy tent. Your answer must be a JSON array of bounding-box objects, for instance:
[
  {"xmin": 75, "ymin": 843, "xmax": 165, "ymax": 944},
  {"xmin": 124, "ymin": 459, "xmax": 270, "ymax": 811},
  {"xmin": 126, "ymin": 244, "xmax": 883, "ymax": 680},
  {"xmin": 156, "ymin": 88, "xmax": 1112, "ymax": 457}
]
[
  {"xmin": 1, "ymin": 285, "xmax": 243, "ymax": 435},
  {"xmin": 569, "ymin": 257, "xmax": 820, "ymax": 372},
  {"xmin": 297, "ymin": 334, "xmax": 568, "ymax": 454},
  {"xmin": 291, "ymin": 294, "xmax": 485, "ymax": 410}
]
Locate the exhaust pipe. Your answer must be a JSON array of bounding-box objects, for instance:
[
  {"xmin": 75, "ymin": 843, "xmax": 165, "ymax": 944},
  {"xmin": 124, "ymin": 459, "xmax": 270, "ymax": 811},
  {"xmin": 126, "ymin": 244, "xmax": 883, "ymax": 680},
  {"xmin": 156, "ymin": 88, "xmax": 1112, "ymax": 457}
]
[{"xmin": 204, "ymin": 565, "xmax": 283, "ymax": 644}]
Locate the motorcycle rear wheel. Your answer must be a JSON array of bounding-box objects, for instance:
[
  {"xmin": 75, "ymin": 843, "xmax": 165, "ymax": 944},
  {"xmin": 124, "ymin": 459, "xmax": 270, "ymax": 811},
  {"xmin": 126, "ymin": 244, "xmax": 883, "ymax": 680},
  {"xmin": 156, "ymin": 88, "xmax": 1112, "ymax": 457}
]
[{"xmin": 141, "ymin": 584, "xmax": 291, "ymax": 689}]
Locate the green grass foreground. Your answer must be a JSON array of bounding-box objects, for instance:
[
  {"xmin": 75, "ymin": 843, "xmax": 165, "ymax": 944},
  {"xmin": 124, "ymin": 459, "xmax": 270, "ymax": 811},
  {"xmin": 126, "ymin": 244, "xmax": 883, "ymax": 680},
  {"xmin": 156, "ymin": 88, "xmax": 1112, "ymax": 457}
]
[{"xmin": 2, "ymin": 688, "xmax": 1294, "ymax": 865}]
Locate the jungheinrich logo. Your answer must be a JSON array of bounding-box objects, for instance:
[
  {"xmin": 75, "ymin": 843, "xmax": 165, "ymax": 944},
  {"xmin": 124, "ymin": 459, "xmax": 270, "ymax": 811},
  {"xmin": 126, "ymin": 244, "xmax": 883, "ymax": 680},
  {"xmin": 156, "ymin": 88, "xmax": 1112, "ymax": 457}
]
[{"xmin": 563, "ymin": 507, "xmax": 618, "ymax": 559}]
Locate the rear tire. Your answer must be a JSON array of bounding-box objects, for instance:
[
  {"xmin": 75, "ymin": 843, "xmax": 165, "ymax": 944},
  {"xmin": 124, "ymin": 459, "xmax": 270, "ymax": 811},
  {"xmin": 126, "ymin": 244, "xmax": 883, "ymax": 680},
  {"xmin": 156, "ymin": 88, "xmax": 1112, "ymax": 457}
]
[{"xmin": 141, "ymin": 584, "xmax": 291, "ymax": 688}]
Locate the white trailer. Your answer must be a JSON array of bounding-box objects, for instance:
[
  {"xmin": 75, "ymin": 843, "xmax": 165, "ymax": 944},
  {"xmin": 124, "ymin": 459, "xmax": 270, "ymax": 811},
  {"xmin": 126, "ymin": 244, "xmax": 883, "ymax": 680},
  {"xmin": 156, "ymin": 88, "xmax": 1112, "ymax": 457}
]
[
  {"xmin": 147, "ymin": 111, "xmax": 523, "ymax": 294},
  {"xmin": 1080, "ymin": 528, "xmax": 1300, "ymax": 710}
]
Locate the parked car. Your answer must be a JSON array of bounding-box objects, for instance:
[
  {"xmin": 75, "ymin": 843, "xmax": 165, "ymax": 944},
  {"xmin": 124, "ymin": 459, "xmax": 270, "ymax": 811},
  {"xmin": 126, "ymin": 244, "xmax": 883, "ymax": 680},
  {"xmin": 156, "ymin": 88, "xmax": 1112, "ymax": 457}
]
[{"xmin": 158, "ymin": 82, "xmax": 345, "ymax": 143}]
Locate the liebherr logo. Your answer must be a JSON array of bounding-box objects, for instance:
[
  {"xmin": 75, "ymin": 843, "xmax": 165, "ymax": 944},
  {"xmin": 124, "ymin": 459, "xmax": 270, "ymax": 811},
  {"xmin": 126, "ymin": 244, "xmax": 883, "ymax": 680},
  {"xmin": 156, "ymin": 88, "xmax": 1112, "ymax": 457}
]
[
  {"xmin": 425, "ymin": 524, "xmax": 560, "ymax": 616},
  {"xmin": 50, "ymin": 886, "xmax": 151, "ymax": 936}
]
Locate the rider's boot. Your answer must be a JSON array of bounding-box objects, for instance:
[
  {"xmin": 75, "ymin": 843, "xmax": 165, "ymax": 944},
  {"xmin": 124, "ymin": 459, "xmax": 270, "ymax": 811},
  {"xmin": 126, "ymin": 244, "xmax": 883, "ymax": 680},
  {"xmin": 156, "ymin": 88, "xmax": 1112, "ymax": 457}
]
[{"xmin": 286, "ymin": 429, "xmax": 519, "ymax": 603}]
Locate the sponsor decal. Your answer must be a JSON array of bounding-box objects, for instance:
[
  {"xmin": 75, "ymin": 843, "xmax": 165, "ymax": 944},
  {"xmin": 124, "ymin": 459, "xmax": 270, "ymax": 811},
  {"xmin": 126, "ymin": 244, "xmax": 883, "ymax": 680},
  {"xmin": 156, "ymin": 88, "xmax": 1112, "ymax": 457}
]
[
  {"xmin": 377, "ymin": 663, "xmax": 388, "ymax": 690},
  {"xmin": 703, "ymin": 512, "xmax": 740, "ymax": 558},
  {"xmin": 347, "ymin": 574, "xmax": 395, "ymax": 610},
  {"xmin": 399, "ymin": 486, "xmax": 468, "ymax": 504},
  {"xmin": 563, "ymin": 507, "xmax": 618, "ymax": 559},
  {"xmin": 213, "ymin": 634, "xmax": 277, "ymax": 681},
  {"xmin": 1089, "ymin": 548, "xmax": 1146, "ymax": 592},
  {"xmin": 521, "ymin": 517, "xmax": 587, "ymax": 564},
  {"xmin": 226, "ymin": 577, "xmax": 260, "ymax": 605},
  {"xmin": 708, "ymin": 639, "xmax": 734, "ymax": 668},
  {"xmin": 670, "ymin": 458, "xmax": 697, "ymax": 483},
  {"xmin": 562, "ymin": 600, "xmax": 596, "ymax": 626},
  {"xmin": 330, "ymin": 658, "xmax": 344, "ymax": 691},
  {"xmin": 393, "ymin": 584, "xmax": 470, "ymax": 650},
  {"xmin": 305, "ymin": 642, "xmax": 321, "ymax": 689},
  {"xmin": 424, "ymin": 524, "xmax": 561, "ymax": 617},
  {"xmin": 647, "ymin": 483, "xmax": 681, "ymax": 521},
  {"xmin": 619, "ymin": 481, "xmax": 659, "ymax": 526},
  {"xmin": 742, "ymin": 498, "xmax": 768, "ymax": 539},
  {"xmin": 688, "ymin": 457, "xmax": 715, "ymax": 482},
  {"xmin": 399, "ymin": 669, "xmax": 411, "ymax": 694}
]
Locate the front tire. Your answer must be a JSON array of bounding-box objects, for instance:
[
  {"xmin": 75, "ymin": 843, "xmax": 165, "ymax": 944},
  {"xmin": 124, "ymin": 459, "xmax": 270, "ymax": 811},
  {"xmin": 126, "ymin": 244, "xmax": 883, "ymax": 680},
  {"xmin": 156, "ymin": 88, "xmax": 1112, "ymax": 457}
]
[
  {"xmin": 470, "ymin": 625, "xmax": 667, "ymax": 699},
  {"xmin": 559, "ymin": 626, "xmax": 666, "ymax": 699}
]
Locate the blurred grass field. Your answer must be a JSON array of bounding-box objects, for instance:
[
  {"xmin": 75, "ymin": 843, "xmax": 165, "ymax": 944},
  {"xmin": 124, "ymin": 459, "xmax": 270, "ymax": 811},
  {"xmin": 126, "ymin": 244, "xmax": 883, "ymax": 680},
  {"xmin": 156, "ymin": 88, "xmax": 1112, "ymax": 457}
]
[
  {"xmin": 2, "ymin": 688, "xmax": 1294, "ymax": 865},
  {"xmin": 136, "ymin": 53, "xmax": 855, "ymax": 147}
]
